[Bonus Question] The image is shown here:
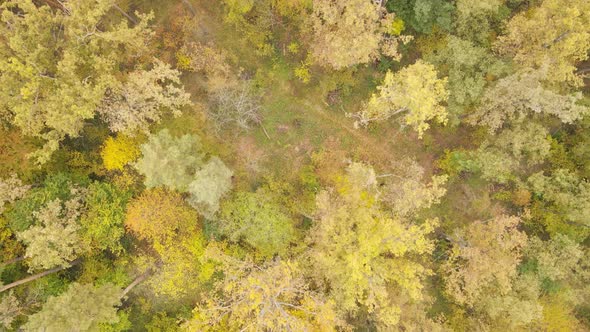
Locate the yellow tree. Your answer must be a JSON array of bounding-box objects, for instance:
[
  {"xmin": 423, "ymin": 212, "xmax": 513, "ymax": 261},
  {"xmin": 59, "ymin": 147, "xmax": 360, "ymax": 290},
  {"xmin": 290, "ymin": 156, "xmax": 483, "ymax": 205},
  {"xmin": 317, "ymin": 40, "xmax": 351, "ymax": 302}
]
[
  {"xmin": 308, "ymin": 162, "xmax": 437, "ymax": 328},
  {"xmin": 184, "ymin": 244, "xmax": 342, "ymax": 331},
  {"xmin": 0, "ymin": 0, "xmax": 155, "ymax": 163},
  {"xmin": 443, "ymin": 215, "xmax": 528, "ymax": 306},
  {"xmin": 494, "ymin": 0, "xmax": 590, "ymax": 86},
  {"xmin": 310, "ymin": 0, "xmax": 412, "ymax": 69},
  {"xmin": 353, "ymin": 60, "xmax": 448, "ymax": 137},
  {"xmin": 125, "ymin": 188, "xmax": 207, "ymax": 297},
  {"xmin": 100, "ymin": 135, "xmax": 142, "ymax": 171}
]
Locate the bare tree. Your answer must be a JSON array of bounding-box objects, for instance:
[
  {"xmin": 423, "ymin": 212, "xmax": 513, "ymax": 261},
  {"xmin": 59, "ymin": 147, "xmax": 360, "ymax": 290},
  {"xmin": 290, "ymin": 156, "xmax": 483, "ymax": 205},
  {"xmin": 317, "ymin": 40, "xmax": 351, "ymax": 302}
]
[{"xmin": 208, "ymin": 82, "xmax": 262, "ymax": 133}]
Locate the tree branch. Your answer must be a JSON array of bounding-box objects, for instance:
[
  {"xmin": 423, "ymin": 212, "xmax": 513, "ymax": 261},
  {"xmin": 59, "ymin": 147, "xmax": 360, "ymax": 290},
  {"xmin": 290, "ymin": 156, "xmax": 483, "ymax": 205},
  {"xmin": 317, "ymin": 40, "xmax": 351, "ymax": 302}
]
[
  {"xmin": 0, "ymin": 259, "xmax": 81, "ymax": 293},
  {"xmin": 0, "ymin": 256, "xmax": 25, "ymax": 268}
]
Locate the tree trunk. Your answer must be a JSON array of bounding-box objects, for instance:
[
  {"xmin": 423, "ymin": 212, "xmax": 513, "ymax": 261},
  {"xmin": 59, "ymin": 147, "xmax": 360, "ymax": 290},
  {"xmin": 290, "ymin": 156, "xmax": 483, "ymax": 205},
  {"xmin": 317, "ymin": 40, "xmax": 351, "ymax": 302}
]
[
  {"xmin": 0, "ymin": 256, "xmax": 25, "ymax": 268},
  {"xmin": 121, "ymin": 269, "xmax": 152, "ymax": 298},
  {"xmin": 0, "ymin": 259, "xmax": 81, "ymax": 293},
  {"xmin": 113, "ymin": 5, "xmax": 138, "ymax": 25},
  {"xmin": 181, "ymin": 0, "xmax": 197, "ymax": 16}
]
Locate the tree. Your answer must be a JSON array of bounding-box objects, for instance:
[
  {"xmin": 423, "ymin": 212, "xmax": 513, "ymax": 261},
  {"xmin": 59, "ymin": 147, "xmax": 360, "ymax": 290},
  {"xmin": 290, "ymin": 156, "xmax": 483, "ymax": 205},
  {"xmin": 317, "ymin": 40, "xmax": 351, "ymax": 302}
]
[
  {"xmin": 0, "ymin": 292, "xmax": 22, "ymax": 330},
  {"xmin": 207, "ymin": 81, "xmax": 262, "ymax": 132},
  {"xmin": 310, "ymin": 0, "xmax": 412, "ymax": 69},
  {"xmin": 17, "ymin": 195, "xmax": 85, "ymax": 272},
  {"xmin": 425, "ymin": 36, "xmax": 508, "ymax": 122},
  {"xmin": 22, "ymin": 283, "xmax": 122, "ymax": 332},
  {"xmin": 494, "ymin": 0, "xmax": 590, "ymax": 86},
  {"xmin": 218, "ymin": 189, "xmax": 295, "ymax": 257},
  {"xmin": 134, "ymin": 129, "xmax": 203, "ymax": 191},
  {"xmin": 308, "ymin": 162, "xmax": 437, "ymax": 328},
  {"xmin": 468, "ymin": 67, "xmax": 589, "ymax": 132},
  {"xmin": 443, "ymin": 215, "xmax": 528, "ymax": 306},
  {"xmin": 125, "ymin": 188, "xmax": 199, "ymax": 245},
  {"xmin": 187, "ymin": 157, "xmax": 233, "ymax": 218},
  {"xmin": 353, "ymin": 60, "xmax": 448, "ymax": 137},
  {"xmin": 0, "ymin": 0, "xmax": 155, "ymax": 163},
  {"xmin": 98, "ymin": 60, "xmax": 191, "ymax": 134},
  {"xmin": 0, "ymin": 174, "xmax": 29, "ymax": 215},
  {"xmin": 525, "ymin": 234, "xmax": 583, "ymax": 282},
  {"xmin": 527, "ymin": 169, "xmax": 590, "ymax": 241},
  {"xmin": 134, "ymin": 129, "xmax": 233, "ymax": 216},
  {"xmin": 379, "ymin": 158, "xmax": 448, "ymax": 216},
  {"xmin": 387, "ymin": 0, "xmax": 454, "ymax": 34},
  {"xmin": 79, "ymin": 182, "xmax": 131, "ymax": 254},
  {"xmin": 100, "ymin": 134, "xmax": 143, "ymax": 171},
  {"xmin": 453, "ymin": 0, "xmax": 507, "ymax": 46},
  {"xmin": 185, "ymin": 247, "xmax": 341, "ymax": 331},
  {"xmin": 463, "ymin": 122, "xmax": 552, "ymax": 183}
]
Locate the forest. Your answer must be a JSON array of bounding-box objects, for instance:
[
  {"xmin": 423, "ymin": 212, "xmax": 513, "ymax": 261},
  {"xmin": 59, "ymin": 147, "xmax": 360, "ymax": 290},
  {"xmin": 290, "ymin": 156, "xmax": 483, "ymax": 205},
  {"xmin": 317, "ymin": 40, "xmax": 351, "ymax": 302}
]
[{"xmin": 0, "ymin": 0, "xmax": 589, "ymax": 330}]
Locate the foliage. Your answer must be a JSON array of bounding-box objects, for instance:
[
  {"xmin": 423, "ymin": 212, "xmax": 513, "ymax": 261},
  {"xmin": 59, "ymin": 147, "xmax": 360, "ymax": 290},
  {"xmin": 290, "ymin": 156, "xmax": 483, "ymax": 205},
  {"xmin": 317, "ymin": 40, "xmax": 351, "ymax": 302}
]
[
  {"xmin": 185, "ymin": 250, "xmax": 341, "ymax": 331},
  {"xmin": 125, "ymin": 188, "xmax": 199, "ymax": 245},
  {"xmin": 494, "ymin": 0, "xmax": 590, "ymax": 86},
  {"xmin": 468, "ymin": 67, "xmax": 589, "ymax": 132},
  {"xmin": 101, "ymin": 135, "xmax": 143, "ymax": 171},
  {"xmin": 353, "ymin": 60, "xmax": 448, "ymax": 137},
  {"xmin": 310, "ymin": 0, "xmax": 412, "ymax": 69},
  {"xmin": 80, "ymin": 182, "xmax": 131, "ymax": 254},
  {"xmin": 135, "ymin": 129, "xmax": 203, "ymax": 191},
  {"xmin": 98, "ymin": 60, "xmax": 191, "ymax": 134},
  {"xmin": 0, "ymin": 0, "xmax": 154, "ymax": 163},
  {"xmin": 22, "ymin": 283, "xmax": 122, "ymax": 332},
  {"xmin": 187, "ymin": 157, "xmax": 234, "ymax": 218},
  {"xmin": 219, "ymin": 189, "xmax": 295, "ymax": 257},
  {"xmin": 308, "ymin": 163, "xmax": 437, "ymax": 327},
  {"xmin": 527, "ymin": 169, "xmax": 590, "ymax": 241},
  {"xmin": 0, "ymin": 174, "xmax": 30, "ymax": 215},
  {"xmin": 443, "ymin": 215, "xmax": 528, "ymax": 306},
  {"xmin": 17, "ymin": 194, "xmax": 86, "ymax": 271},
  {"xmin": 425, "ymin": 36, "xmax": 508, "ymax": 122}
]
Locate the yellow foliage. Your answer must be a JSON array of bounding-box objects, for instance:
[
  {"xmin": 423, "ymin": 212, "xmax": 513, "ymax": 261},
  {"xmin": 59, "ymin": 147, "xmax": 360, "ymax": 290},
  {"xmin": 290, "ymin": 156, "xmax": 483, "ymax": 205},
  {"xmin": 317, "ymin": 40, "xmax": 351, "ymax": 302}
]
[{"xmin": 100, "ymin": 135, "xmax": 142, "ymax": 171}]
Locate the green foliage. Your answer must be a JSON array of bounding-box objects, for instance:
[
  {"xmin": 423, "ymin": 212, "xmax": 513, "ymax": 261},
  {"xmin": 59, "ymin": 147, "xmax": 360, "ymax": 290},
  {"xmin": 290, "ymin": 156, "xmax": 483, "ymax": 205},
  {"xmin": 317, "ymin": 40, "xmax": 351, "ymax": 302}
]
[
  {"xmin": 5, "ymin": 173, "xmax": 86, "ymax": 232},
  {"xmin": 426, "ymin": 36, "xmax": 509, "ymax": 123},
  {"xmin": 388, "ymin": 0, "xmax": 454, "ymax": 34},
  {"xmin": 527, "ymin": 169, "xmax": 590, "ymax": 241},
  {"xmin": 187, "ymin": 157, "xmax": 233, "ymax": 218},
  {"xmin": 23, "ymin": 283, "xmax": 122, "ymax": 332},
  {"xmin": 80, "ymin": 182, "xmax": 131, "ymax": 254},
  {"xmin": 219, "ymin": 189, "xmax": 295, "ymax": 257},
  {"xmin": 135, "ymin": 129, "xmax": 203, "ymax": 191}
]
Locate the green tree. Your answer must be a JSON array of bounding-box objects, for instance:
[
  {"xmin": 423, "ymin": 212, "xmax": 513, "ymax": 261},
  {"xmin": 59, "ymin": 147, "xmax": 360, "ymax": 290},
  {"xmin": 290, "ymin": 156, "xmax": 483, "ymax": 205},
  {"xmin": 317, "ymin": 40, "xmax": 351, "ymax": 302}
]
[
  {"xmin": 387, "ymin": 0, "xmax": 454, "ymax": 34},
  {"xmin": 527, "ymin": 169, "xmax": 590, "ymax": 241},
  {"xmin": 80, "ymin": 182, "xmax": 131, "ymax": 254},
  {"xmin": 0, "ymin": 0, "xmax": 155, "ymax": 163},
  {"xmin": 425, "ymin": 36, "xmax": 508, "ymax": 123},
  {"xmin": 17, "ymin": 195, "xmax": 85, "ymax": 272},
  {"xmin": 187, "ymin": 157, "xmax": 234, "ymax": 218},
  {"xmin": 468, "ymin": 67, "xmax": 589, "ymax": 132},
  {"xmin": 218, "ymin": 189, "xmax": 295, "ymax": 257},
  {"xmin": 135, "ymin": 129, "xmax": 203, "ymax": 191},
  {"xmin": 353, "ymin": 60, "xmax": 448, "ymax": 137},
  {"xmin": 22, "ymin": 283, "xmax": 122, "ymax": 332}
]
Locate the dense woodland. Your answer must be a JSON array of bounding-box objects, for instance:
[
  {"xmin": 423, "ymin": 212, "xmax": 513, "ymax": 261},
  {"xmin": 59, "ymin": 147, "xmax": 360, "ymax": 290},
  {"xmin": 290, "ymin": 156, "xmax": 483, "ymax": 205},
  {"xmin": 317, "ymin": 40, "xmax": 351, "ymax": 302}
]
[{"xmin": 0, "ymin": 0, "xmax": 589, "ymax": 330}]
